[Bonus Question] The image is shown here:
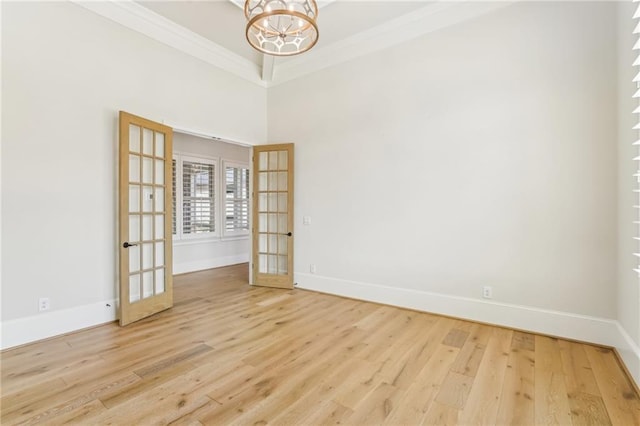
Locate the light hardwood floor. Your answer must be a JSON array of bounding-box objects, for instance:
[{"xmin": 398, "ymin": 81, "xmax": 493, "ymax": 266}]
[{"xmin": 1, "ymin": 263, "xmax": 639, "ymax": 425}]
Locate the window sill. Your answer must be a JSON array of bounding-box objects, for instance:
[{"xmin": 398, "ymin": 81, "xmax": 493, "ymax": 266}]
[{"xmin": 173, "ymin": 235, "xmax": 249, "ymax": 246}]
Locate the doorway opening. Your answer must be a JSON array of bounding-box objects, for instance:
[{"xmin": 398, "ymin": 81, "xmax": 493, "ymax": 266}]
[{"xmin": 171, "ymin": 131, "xmax": 251, "ymax": 279}]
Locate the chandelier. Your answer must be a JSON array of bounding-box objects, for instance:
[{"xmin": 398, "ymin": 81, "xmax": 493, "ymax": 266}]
[{"xmin": 244, "ymin": 0, "xmax": 319, "ymax": 56}]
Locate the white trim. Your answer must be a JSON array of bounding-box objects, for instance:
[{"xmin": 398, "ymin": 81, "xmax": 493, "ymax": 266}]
[
  {"xmin": 174, "ymin": 253, "xmax": 249, "ymax": 275},
  {"xmin": 2, "ymin": 270, "xmax": 635, "ymax": 387},
  {"xmin": 1, "ymin": 300, "xmax": 117, "ymax": 350},
  {"xmin": 221, "ymin": 236, "xmax": 250, "ymax": 242},
  {"xmin": 168, "ymin": 124, "xmax": 255, "ymax": 148},
  {"xmin": 272, "ymin": 1, "xmax": 514, "ymax": 86},
  {"xmin": 295, "ymin": 272, "xmax": 640, "ymax": 387},
  {"xmin": 221, "ymin": 159, "xmax": 250, "ymax": 171},
  {"xmin": 70, "ymin": 0, "xmax": 265, "ymax": 87},
  {"xmin": 71, "ymin": 0, "xmax": 515, "ymax": 88},
  {"xmin": 0, "ymin": 252, "xmax": 249, "ymax": 349},
  {"xmin": 174, "ymin": 235, "xmax": 249, "ymax": 247},
  {"xmin": 616, "ymin": 322, "xmax": 640, "ymax": 385}
]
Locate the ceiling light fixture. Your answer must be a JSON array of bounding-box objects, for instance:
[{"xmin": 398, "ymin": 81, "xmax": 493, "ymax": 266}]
[{"xmin": 245, "ymin": 0, "xmax": 319, "ymax": 56}]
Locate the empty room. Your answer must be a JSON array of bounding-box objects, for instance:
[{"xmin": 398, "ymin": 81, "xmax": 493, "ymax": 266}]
[{"xmin": 1, "ymin": 0, "xmax": 640, "ymax": 424}]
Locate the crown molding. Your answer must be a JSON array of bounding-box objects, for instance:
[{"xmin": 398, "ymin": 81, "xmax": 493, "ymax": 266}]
[
  {"xmin": 72, "ymin": 0, "xmax": 514, "ymax": 89},
  {"xmin": 71, "ymin": 0, "xmax": 266, "ymax": 87},
  {"xmin": 270, "ymin": 1, "xmax": 514, "ymax": 86}
]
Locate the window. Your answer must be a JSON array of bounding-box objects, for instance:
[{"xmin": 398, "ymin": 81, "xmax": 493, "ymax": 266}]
[
  {"xmin": 172, "ymin": 154, "xmax": 249, "ymax": 241},
  {"xmin": 183, "ymin": 159, "xmax": 216, "ymax": 235},
  {"xmin": 635, "ymin": 3, "xmax": 640, "ymax": 276},
  {"xmin": 172, "ymin": 159, "xmax": 176, "ymax": 235},
  {"xmin": 172, "ymin": 155, "xmax": 218, "ymax": 239},
  {"xmin": 224, "ymin": 162, "xmax": 250, "ymax": 236}
]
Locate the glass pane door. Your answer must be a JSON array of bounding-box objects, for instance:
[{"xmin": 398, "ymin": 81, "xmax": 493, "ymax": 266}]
[
  {"xmin": 119, "ymin": 111, "xmax": 173, "ymax": 326},
  {"xmin": 253, "ymin": 144, "xmax": 294, "ymax": 289},
  {"xmin": 127, "ymin": 124, "xmax": 167, "ymax": 302}
]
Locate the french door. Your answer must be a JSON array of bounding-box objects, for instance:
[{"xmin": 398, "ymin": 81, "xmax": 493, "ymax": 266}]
[
  {"xmin": 252, "ymin": 144, "xmax": 294, "ymax": 289},
  {"xmin": 118, "ymin": 111, "xmax": 173, "ymax": 325}
]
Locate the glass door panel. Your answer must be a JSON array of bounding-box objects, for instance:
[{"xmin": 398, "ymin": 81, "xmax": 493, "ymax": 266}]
[
  {"xmin": 119, "ymin": 111, "xmax": 173, "ymax": 326},
  {"xmin": 252, "ymin": 144, "xmax": 294, "ymax": 288}
]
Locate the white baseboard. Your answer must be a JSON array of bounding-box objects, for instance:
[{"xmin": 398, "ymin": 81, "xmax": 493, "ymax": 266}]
[
  {"xmin": 1, "ymin": 299, "xmax": 117, "ymax": 350},
  {"xmin": 295, "ymin": 272, "xmax": 640, "ymax": 387},
  {"xmin": 173, "ymin": 254, "xmax": 249, "ymax": 275},
  {"xmin": 616, "ymin": 322, "xmax": 640, "ymax": 386},
  {"xmin": 3, "ymin": 270, "xmax": 637, "ymax": 389},
  {"xmin": 0, "ymin": 255, "xmax": 249, "ymax": 351}
]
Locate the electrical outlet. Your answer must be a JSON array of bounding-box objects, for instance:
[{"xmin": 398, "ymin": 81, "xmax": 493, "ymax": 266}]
[
  {"xmin": 482, "ymin": 286, "xmax": 493, "ymax": 299},
  {"xmin": 39, "ymin": 297, "xmax": 50, "ymax": 312},
  {"xmin": 310, "ymin": 264, "xmax": 316, "ymax": 274}
]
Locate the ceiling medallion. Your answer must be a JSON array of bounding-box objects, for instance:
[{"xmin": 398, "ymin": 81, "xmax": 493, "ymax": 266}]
[{"xmin": 245, "ymin": 0, "xmax": 319, "ymax": 56}]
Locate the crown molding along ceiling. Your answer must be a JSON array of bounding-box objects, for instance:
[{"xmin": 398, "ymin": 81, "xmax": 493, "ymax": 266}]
[{"xmin": 73, "ymin": 1, "xmax": 513, "ymax": 88}]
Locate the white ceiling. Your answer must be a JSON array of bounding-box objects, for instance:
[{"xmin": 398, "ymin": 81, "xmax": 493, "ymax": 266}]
[
  {"xmin": 137, "ymin": 1, "xmax": 429, "ymax": 67},
  {"xmin": 137, "ymin": 0, "xmax": 263, "ymax": 64},
  {"xmin": 76, "ymin": 0, "xmax": 514, "ymax": 86}
]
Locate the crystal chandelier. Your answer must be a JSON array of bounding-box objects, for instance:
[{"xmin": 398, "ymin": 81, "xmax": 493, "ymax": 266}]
[{"xmin": 244, "ymin": 0, "xmax": 319, "ymax": 56}]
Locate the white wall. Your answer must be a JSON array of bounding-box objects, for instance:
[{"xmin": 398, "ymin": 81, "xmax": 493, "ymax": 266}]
[
  {"xmin": 0, "ymin": 1, "xmax": 266, "ymax": 348},
  {"xmin": 269, "ymin": 0, "xmax": 625, "ymax": 361},
  {"xmin": 172, "ymin": 133, "xmax": 251, "ymax": 274},
  {"xmin": 617, "ymin": 0, "xmax": 640, "ymax": 384},
  {"xmin": 2, "ymin": 0, "xmax": 637, "ymax": 386}
]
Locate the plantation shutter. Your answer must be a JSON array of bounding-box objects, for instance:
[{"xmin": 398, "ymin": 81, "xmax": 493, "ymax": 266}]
[
  {"xmin": 182, "ymin": 159, "xmax": 215, "ymax": 235},
  {"xmin": 225, "ymin": 165, "xmax": 250, "ymax": 234},
  {"xmin": 634, "ymin": 0, "xmax": 640, "ymax": 275},
  {"xmin": 172, "ymin": 159, "xmax": 177, "ymax": 235}
]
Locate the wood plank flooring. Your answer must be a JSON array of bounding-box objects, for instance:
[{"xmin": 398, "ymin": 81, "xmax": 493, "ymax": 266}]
[{"xmin": 1, "ymin": 263, "xmax": 639, "ymax": 425}]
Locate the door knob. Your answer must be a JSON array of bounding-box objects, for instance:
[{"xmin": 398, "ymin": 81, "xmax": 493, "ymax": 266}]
[{"xmin": 123, "ymin": 242, "xmax": 138, "ymax": 248}]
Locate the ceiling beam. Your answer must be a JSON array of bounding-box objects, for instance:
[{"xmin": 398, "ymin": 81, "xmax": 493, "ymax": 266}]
[
  {"xmin": 262, "ymin": 55, "xmax": 275, "ymax": 83},
  {"xmin": 229, "ymin": 0, "xmax": 337, "ymax": 10},
  {"xmin": 317, "ymin": 0, "xmax": 338, "ymax": 8}
]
